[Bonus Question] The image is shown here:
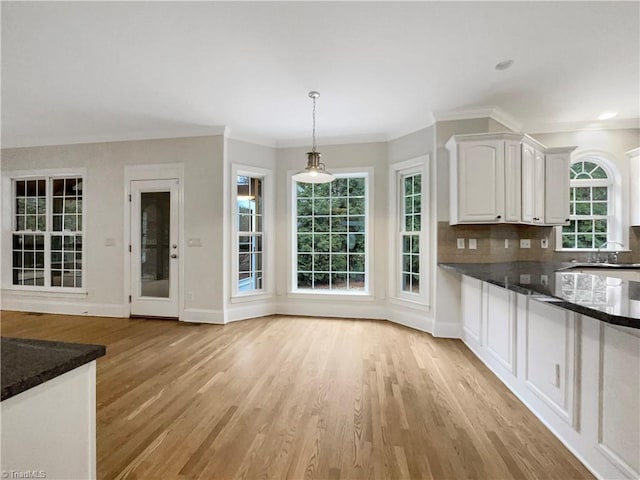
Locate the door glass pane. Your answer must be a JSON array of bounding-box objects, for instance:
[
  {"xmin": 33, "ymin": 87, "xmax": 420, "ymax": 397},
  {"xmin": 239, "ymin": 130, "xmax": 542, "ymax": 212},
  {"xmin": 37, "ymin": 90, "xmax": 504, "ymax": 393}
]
[{"xmin": 140, "ymin": 192, "xmax": 170, "ymax": 298}]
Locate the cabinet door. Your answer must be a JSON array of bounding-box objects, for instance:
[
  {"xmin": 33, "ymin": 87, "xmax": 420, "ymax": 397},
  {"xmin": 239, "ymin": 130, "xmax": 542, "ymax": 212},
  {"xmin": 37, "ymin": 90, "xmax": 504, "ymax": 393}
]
[
  {"xmin": 545, "ymin": 153, "xmax": 571, "ymax": 225},
  {"xmin": 504, "ymin": 140, "xmax": 522, "ymax": 222},
  {"xmin": 522, "ymin": 144, "xmax": 545, "ymax": 224},
  {"xmin": 533, "ymin": 150, "xmax": 546, "ymax": 223},
  {"xmin": 461, "ymin": 276, "xmax": 483, "ymax": 347},
  {"xmin": 484, "ymin": 283, "xmax": 516, "ymax": 375},
  {"xmin": 525, "ymin": 299, "xmax": 578, "ymax": 426},
  {"xmin": 630, "ymin": 150, "xmax": 640, "ymax": 226},
  {"xmin": 456, "ymin": 141, "xmax": 505, "ymax": 222},
  {"xmin": 521, "ymin": 143, "xmax": 536, "ymax": 223}
]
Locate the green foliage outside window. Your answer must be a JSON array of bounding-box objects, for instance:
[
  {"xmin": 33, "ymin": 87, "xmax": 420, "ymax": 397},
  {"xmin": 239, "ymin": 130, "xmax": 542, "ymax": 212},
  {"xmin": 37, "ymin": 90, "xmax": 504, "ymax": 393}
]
[{"xmin": 295, "ymin": 177, "xmax": 366, "ymax": 291}]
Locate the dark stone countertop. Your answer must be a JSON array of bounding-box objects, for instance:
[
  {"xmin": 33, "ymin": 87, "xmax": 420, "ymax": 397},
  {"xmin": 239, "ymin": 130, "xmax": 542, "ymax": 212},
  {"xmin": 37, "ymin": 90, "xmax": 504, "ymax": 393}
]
[
  {"xmin": 1, "ymin": 337, "xmax": 106, "ymax": 401},
  {"xmin": 439, "ymin": 261, "xmax": 640, "ymax": 329}
]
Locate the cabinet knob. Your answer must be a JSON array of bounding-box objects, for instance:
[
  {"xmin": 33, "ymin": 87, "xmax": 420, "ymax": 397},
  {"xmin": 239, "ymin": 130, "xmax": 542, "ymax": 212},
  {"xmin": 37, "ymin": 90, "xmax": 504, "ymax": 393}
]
[
  {"xmin": 496, "ymin": 215, "xmax": 502, "ymax": 219},
  {"xmin": 533, "ymin": 217, "xmax": 540, "ymax": 221},
  {"xmin": 565, "ymin": 218, "xmax": 570, "ymax": 222}
]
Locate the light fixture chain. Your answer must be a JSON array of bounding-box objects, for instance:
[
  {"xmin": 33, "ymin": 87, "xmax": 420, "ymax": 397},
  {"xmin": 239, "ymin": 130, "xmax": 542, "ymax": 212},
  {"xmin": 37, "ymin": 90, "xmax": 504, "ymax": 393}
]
[{"xmin": 312, "ymin": 94, "xmax": 317, "ymax": 153}]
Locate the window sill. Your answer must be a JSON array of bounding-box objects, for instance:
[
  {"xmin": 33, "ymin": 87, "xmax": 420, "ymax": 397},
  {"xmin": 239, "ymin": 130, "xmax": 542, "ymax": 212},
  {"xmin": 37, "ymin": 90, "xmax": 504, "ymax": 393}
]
[
  {"xmin": 287, "ymin": 290, "xmax": 374, "ymax": 301},
  {"xmin": 2, "ymin": 287, "xmax": 88, "ymax": 298}
]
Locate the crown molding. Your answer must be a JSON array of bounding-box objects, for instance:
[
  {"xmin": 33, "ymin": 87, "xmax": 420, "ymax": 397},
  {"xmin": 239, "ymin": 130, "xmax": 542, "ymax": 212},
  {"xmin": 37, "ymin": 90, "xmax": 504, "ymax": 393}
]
[
  {"xmin": 225, "ymin": 129, "xmax": 277, "ymax": 148},
  {"xmin": 1, "ymin": 125, "xmax": 229, "ymax": 149},
  {"xmin": 432, "ymin": 106, "xmax": 523, "ymax": 132},
  {"xmin": 276, "ymin": 132, "xmax": 388, "ymax": 149},
  {"xmin": 525, "ymin": 117, "xmax": 640, "ymax": 134}
]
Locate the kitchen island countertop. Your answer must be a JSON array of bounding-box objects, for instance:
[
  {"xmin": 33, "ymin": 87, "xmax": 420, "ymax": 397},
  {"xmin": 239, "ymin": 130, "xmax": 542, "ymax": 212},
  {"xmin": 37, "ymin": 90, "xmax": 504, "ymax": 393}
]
[{"xmin": 1, "ymin": 336, "xmax": 106, "ymax": 401}]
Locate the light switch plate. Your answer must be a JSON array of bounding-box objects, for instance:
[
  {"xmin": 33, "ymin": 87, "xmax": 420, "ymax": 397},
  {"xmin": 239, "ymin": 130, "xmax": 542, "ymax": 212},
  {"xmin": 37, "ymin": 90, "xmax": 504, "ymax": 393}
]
[
  {"xmin": 504, "ymin": 239, "xmax": 509, "ymax": 249},
  {"xmin": 457, "ymin": 238, "xmax": 465, "ymax": 249},
  {"xmin": 468, "ymin": 238, "xmax": 477, "ymax": 250},
  {"xmin": 520, "ymin": 239, "xmax": 531, "ymax": 248}
]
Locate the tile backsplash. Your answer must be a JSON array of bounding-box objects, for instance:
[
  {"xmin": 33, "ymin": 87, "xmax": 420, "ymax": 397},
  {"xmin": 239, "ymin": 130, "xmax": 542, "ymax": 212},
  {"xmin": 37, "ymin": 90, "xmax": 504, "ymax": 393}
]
[{"xmin": 438, "ymin": 222, "xmax": 639, "ymax": 264}]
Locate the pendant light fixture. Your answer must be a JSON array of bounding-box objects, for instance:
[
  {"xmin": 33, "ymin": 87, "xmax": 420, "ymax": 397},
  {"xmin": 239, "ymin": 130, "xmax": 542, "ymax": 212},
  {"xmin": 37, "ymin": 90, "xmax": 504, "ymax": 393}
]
[{"xmin": 292, "ymin": 91, "xmax": 335, "ymax": 184}]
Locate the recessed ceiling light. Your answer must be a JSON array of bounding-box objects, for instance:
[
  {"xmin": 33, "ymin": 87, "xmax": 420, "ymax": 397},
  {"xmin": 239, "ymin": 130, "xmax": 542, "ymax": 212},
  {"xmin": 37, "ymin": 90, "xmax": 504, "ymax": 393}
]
[
  {"xmin": 495, "ymin": 59, "xmax": 515, "ymax": 71},
  {"xmin": 598, "ymin": 111, "xmax": 618, "ymax": 120}
]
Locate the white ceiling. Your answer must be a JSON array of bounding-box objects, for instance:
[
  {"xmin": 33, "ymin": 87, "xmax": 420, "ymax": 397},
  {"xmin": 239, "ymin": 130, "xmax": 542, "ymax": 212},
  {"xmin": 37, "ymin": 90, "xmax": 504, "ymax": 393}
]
[{"xmin": 2, "ymin": 1, "xmax": 639, "ymax": 148}]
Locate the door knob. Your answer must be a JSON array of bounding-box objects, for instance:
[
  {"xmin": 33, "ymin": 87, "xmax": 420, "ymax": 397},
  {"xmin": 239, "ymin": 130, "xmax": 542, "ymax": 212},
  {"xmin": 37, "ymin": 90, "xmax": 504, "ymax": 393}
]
[{"xmin": 170, "ymin": 254, "xmax": 178, "ymax": 259}]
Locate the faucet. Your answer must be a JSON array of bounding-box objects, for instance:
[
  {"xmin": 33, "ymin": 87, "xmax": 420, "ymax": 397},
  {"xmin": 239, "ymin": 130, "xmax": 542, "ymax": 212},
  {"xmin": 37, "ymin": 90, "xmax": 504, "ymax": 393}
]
[{"xmin": 595, "ymin": 241, "xmax": 624, "ymax": 263}]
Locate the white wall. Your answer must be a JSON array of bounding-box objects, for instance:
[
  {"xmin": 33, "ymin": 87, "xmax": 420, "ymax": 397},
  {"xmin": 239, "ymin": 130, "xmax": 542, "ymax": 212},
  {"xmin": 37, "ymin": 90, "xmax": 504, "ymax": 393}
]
[{"xmin": 1, "ymin": 135, "xmax": 225, "ymax": 320}]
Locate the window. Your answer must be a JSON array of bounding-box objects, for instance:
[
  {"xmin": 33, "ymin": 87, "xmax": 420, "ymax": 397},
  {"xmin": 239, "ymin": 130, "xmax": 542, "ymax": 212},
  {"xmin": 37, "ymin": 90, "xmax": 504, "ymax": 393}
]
[
  {"xmin": 390, "ymin": 157, "xmax": 429, "ymax": 305},
  {"xmin": 12, "ymin": 176, "xmax": 84, "ymax": 289},
  {"xmin": 236, "ymin": 175, "xmax": 263, "ymax": 293},
  {"xmin": 294, "ymin": 174, "xmax": 368, "ymax": 292},
  {"xmin": 561, "ymin": 160, "xmax": 611, "ymax": 249},
  {"xmin": 400, "ymin": 172, "xmax": 421, "ymax": 294}
]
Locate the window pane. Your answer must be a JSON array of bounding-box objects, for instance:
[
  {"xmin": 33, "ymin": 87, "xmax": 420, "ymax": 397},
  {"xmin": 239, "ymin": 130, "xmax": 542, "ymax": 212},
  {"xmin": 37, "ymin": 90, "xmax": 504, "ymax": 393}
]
[
  {"xmin": 574, "ymin": 187, "xmax": 591, "ymax": 201},
  {"xmin": 295, "ymin": 175, "xmax": 367, "ymax": 291},
  {"xmin": 592, "ymin": 187, "xmax": 607, "ymax": 201},
  {"xmin": 592, "ymin": 202, "xmax": 607, "ymax": 215}
]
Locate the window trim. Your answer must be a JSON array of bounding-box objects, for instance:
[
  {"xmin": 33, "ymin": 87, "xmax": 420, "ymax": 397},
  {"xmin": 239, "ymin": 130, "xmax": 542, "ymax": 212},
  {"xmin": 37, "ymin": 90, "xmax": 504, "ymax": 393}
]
[
  {"xmin": 388, "ymin": 156, "xmax": 430, "ymax": 307},
  {"xmin": 230, "ymin": 164, "xmax": 273, "ymax": 300},
  {"xmin": 2, "ymin": 168, "xmax": 87, "ymax": 293},
  {"xmin": 555, "ymin": 153, "xmax": 625, "ymax": 252},
  {"xmin": 288, "ymin": 167, "xmax": 374, "ymax": 297}
]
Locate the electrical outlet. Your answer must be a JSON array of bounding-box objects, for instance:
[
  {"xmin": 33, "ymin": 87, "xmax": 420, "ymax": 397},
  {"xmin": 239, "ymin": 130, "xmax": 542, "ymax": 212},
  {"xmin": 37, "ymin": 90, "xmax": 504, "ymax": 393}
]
[
  {"xmin": 540, "ymin": 275, "xmax": 548, "ymax": 287},
  {"xmin": 469, "ymin": 238, "xmax": 477, "ymax": 250},
  {"xmin": 541, "ymin": 238, "xmax": 549, "ymax": 249},
  {"xmin": 520, "ymin": 239, "xmax": 531, "ymax": 248},
  {"xmin": 504, "ymin": 239, "xmax": 509, "ymax": 249},
  {"xmin": 457, "ymin": 238, "xmax": 465, "ymax": 249}
]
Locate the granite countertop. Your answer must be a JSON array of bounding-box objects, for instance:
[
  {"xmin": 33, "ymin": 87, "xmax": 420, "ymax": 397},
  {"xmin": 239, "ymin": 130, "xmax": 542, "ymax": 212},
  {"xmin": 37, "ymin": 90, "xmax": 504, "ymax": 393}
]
[
  {"xmin": 1, "ymin": 337, "xmax": 106, "ymax": 401},
  {"xmin": 439, "ymin": 261, "xmax": 640, "ymax": 329}
]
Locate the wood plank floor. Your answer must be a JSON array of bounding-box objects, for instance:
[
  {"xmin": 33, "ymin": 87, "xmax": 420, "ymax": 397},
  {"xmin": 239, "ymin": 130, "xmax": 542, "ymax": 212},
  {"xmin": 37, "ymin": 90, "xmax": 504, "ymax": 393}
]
[{"xmin": 1, "ymin": 311, "xmax": 594, "ymax": 480}]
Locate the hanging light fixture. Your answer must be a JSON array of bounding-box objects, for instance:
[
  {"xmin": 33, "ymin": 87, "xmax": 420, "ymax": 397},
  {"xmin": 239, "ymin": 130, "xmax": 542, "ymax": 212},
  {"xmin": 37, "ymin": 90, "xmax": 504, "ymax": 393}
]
[{"xmin": 292, "ymin": 91, "xmax": 335, "ymax": 184}]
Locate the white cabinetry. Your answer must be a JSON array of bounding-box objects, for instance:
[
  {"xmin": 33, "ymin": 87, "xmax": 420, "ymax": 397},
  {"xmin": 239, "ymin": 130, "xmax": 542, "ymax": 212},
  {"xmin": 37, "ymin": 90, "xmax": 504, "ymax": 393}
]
[
  {"xmin": 521, "ymin": 141, "xmax": 546, "ymax": 224},
  {"xmin": 545, "ymin": 149, "xmax": 572, "ymax": 225},
  {"xmin": 524, "ymin": 299, "xmax": 578, "ymax": 426},
  {"xmin": 449, "ymin": 139, "xmax": 505, "ymax": 223},
  {"xmin": 629, "ymin": 147, "xmax": 640, "ymax": 226},
  {"xmin": 448, "ymin": 134, "xmax": 524, "ymax": 224},
  {"xmin": 448, "ymin": 133, "xmax": 575, "ymax": 225},
  {"xmin": 459, "ymin": 275, "xmax": 640, "ymax": 480}
]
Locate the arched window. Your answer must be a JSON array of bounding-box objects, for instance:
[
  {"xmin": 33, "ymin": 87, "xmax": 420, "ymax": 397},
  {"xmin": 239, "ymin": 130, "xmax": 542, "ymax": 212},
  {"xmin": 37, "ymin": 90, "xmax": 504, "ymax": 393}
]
[{"xmin": 561, "ymin": 158, "xmax": 614, "ymax": 249}]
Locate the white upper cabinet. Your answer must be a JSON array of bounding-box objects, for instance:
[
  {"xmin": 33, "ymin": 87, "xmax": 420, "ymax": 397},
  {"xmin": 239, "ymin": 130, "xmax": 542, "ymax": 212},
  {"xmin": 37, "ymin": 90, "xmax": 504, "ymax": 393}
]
[
  {"xmin": 448, "ymin": 134, "xmax": 522, "ymax": 224},
  {"xmin": 448, "ymin": 133, "xmax": 575, "ymax": 226},
  {"xmin": 545, "ymin": 149, "xmax": 574, "ymax": 225},
  {"xmin": 450, "ymin": 139, "xmax": 505, "ymax": 223},
  {"xmin": 521, "ymin": 141, "xmax": 545, "ymax": 224},
  {"xmin": 629, "ymin": 148, "xmax": 640, "ymax": 226}
]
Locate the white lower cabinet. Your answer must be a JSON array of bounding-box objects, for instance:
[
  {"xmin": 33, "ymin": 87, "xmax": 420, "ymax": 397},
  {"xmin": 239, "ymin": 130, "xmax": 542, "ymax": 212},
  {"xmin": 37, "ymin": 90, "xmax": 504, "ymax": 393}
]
[
  {"xmin": 524, "ymin": 299, "xmax": 578, "ymax": 427},
  {"xmin": 460, "ymin": 276, "xmax": 640, "ymax": 480},
  {"xmin": 597, "ymin": 324, "xmax": 640, "ymax": 478}
]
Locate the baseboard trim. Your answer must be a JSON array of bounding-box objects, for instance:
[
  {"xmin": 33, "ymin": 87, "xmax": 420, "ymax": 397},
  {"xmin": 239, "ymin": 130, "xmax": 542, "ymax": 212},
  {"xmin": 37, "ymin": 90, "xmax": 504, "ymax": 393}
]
[
  {"xmin": 0, "ymin": 297, "xmax": 127, "ymax": 317},
  {"xmin": 386, "ymin": 304, "xmax": 434, "ymax": 334},
  {"xmin": 181, "ymin": 308, "xmax": 225, "ymax": 324}
]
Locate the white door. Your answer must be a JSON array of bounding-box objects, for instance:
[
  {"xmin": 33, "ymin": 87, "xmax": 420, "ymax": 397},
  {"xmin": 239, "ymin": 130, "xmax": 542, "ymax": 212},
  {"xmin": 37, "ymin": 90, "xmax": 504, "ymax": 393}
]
[{"xmin": 130, "ymin": 179, "xmax": 179, "ymax": 318}]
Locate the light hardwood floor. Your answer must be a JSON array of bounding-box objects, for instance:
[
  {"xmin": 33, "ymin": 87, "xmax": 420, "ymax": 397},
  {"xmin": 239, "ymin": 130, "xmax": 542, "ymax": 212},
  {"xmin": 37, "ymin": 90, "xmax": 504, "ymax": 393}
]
[{"xmin": 1, "ymin": 311, "xmax": 594, "ymax": 480}]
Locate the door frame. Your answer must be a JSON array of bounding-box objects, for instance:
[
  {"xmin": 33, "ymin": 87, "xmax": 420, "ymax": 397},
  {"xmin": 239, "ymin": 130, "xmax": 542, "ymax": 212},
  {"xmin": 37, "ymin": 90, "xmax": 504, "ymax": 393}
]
[{"xmin": 124, "ymin": 164, "xmax": 185, "ymax": 320}]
